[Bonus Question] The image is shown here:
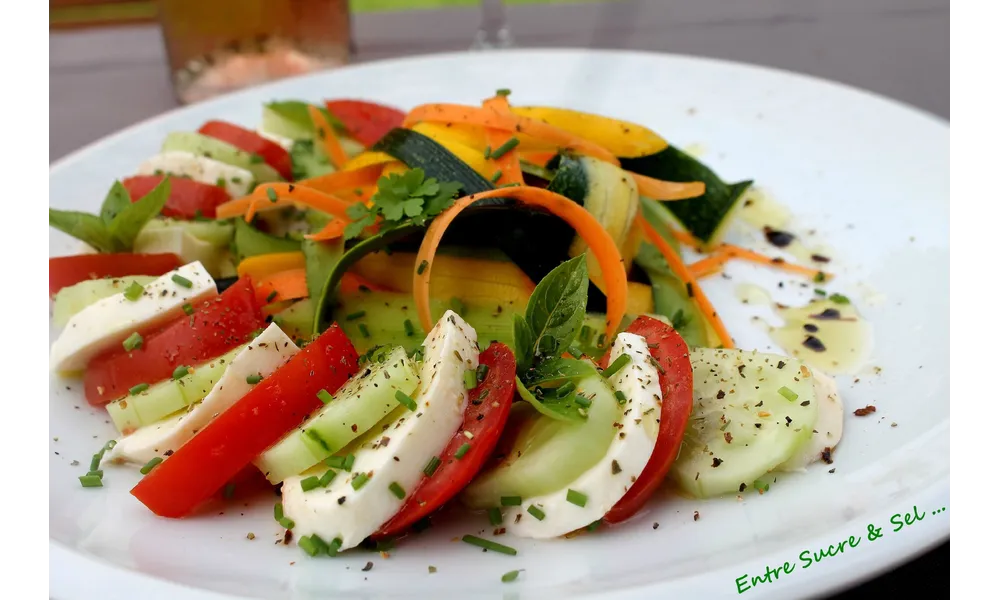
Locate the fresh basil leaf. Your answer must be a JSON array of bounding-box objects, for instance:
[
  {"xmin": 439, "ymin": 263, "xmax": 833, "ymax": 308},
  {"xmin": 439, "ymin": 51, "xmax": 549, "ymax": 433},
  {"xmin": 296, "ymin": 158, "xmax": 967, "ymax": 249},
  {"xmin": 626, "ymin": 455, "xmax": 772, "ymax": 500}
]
[
  {"xmin": 108, "ymin": 177, "xmax": 170, "ymax": 249},
  {"xmin": 519, "ymin": 254, "xmax": 588, "ymax": 370},
  {"xmin": 302, "ymin": 238, "xmax": 345, "ymax": 303},
  {"xmin": 99, "ymin": 181, "xmax": 132, "ymax": 225},
  {"xmin": 512, "ymin": 314, "xmax": 535, "ymax": 370},
  {"xmin": 48, "ymin": 209, "xmax": 119, "ymax": 253},
  {"xmin": 522, "ymin": 358, "xmax": 598, "ymax": 387},
  {"xmin": 515, "ymin": 376, "xmax": 586, "ymax": 423}
]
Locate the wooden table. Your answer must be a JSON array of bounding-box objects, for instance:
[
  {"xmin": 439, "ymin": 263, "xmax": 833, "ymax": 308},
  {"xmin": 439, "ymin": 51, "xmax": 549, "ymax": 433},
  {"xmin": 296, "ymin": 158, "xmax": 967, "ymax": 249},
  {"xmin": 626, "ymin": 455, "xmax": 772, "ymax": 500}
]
[{"xmin": 49, "ymin": 0, "xmax": 949, "ymax": 596}]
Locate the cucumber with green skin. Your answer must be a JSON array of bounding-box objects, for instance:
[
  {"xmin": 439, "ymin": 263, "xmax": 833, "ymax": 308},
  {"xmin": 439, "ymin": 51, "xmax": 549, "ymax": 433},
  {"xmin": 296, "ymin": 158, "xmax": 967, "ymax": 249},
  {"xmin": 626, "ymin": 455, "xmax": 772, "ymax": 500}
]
[
  {"xmin": 52, "ymin": 276, "xmax": 158, "ymax": 328},
  {"xmin": 632, "ymin": 242, "xmax": 710, "ymax": 348},
  {"xmin": 620, "ymin": 146, "xmax": 752, "ymax": 246},
  {"xmin": 161, "ymin": 132, "xmax": 283, "ymax": 184},
  {"xmin": 231, "ymin": 217, "xmax": 301, "ymax": 263}
]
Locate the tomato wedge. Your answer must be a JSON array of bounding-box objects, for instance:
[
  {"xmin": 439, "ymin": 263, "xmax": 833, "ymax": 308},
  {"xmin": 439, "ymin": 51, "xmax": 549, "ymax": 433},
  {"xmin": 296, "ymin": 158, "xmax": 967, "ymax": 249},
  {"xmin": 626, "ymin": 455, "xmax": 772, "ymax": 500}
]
[
  {"xmin": 49, "ymin": 253, "xmax": 182, "ymax": 296},
  {"xmin": 122, "ymin": 175, "xmax": 231, "ymax": 220},
  {"xmin": 131, "ymin": 324, "xmax": 359, "ymax": 518},
  {"xmin": 598, "ymin": 316, "xmax": 693, "ymax": 523},
  {"xmin": 373, "ymin": 342, "xmax": 516, "ymax": 539},
  {"xmin": 83, "ymin": 278, "xmax": 266, "ymax": 406},
  {"xmin": 198, "ymin": 120, "xmax": 293, "ymax": 180},
  {"xmin": 324, "ymin": 100, "xmax": 406, "ymax": 147}
]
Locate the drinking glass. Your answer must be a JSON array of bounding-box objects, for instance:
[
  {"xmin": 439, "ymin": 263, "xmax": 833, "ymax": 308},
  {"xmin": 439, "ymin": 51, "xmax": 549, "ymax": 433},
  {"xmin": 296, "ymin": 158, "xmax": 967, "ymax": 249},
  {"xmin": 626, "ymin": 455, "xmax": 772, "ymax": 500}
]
[
  {"xmin": 157, "ymin": 0, "xmax": 353, "ymax": 104},
  {"xmin": 472, "ymin": 0, "xmax": 514, "ymax": 49}
]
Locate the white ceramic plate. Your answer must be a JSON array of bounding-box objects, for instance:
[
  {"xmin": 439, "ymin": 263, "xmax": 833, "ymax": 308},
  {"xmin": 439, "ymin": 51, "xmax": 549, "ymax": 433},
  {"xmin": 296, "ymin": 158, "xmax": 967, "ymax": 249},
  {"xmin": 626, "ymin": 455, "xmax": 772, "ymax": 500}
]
[{"xmin": 49, "ymin": 49, "xmax": 949, "ymax": 600}]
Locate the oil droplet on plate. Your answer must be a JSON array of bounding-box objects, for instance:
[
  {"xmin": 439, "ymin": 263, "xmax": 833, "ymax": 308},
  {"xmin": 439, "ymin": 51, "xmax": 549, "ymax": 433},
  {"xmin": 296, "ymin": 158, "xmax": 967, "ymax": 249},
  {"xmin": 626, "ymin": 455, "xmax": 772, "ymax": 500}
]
[
  {"xmin": 736, "ymin": 283, "xmax": 771, "ymax": 306},
  {"xmin": 769, "ymin": 300, "xmax": 873, "ymax": 375}
]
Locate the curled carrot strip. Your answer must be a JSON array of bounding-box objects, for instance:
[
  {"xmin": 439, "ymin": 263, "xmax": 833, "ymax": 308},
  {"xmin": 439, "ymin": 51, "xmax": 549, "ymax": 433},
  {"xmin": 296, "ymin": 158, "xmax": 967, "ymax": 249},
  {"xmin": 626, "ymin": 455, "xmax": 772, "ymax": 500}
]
[
  {"xmin": 482, "ymin": 96, "xmax": 524, "ymax": 186},
  {"xmin": 630, "ymin": 171, "xmax": 705, "ymax": 201},
  {"xmin": 403, "ymin": 103, "xmax": 620, "ymax": 165},
  {"xmin": 638, "ymin": 216, "xmax": 735, "ymax": 348},
  {"xmin": 670, "ymin": 228, "xmax": 700, "ymax": 248},
  {"xmin": 688, "ymin": 244, "xmax": 830, "ymax": 280},
  {"xmin": 414, "ymin": 187, "xmax": 627, "ymax": 339},
  {"xmin": 297, "ymin": 163, "xmax": 384, "ymax": 195},
  {"xmin": 303, "ymin": 218, "xmax": 348, "ymax": 242},
  {"xmin": 240, "ymin": 183, "xmax": 355, "ymax": 223},
  {"xmin": 308, "ymin": 105, "xmax": 348, "ymax": 169},
  {"xmin": 255, "ymin": 268, "xmax": 308, "ymax": 305}
]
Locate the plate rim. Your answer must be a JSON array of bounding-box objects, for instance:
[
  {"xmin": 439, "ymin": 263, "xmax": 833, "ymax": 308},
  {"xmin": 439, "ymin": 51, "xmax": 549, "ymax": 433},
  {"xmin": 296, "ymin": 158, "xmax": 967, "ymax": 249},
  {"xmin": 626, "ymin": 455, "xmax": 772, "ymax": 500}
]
[{"xmin": 48, "ymin": 47, "xmax": 950, "ymax": 599}]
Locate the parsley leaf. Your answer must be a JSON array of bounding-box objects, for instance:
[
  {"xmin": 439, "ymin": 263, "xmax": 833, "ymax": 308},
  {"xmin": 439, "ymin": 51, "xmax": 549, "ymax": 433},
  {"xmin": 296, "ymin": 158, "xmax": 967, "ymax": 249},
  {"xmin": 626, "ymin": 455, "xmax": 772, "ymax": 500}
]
[{"xmin": 344, "ymin": 168, "xmax": 462, "ymax": 239}]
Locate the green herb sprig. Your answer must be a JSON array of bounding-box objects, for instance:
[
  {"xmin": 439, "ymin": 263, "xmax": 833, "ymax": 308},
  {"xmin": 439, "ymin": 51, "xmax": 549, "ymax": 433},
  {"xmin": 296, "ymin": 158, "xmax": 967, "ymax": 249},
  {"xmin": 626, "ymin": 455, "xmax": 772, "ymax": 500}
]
[{"xmin": 344, "ymin": 168, "xmax": 462, "ymax": 240}]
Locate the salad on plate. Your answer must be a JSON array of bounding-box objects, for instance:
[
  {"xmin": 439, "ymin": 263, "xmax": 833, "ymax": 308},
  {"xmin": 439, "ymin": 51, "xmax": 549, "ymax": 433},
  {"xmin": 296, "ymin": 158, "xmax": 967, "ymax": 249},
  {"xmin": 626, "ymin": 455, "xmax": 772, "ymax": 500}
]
[{"xmin": 49, "ymin": 91, "xmax": 867, "ymax": 562}]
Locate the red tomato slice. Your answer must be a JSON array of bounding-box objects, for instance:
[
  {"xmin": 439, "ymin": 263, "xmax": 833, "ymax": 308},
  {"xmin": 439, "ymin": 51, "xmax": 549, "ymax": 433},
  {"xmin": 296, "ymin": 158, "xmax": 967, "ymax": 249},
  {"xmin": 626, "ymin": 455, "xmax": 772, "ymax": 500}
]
[
  {"xmin": 198, "ymin": 120, "xmax": 293, "ymax": 180},
  {"xmin": 598, "ymin": 316, "xmax": 693, "ymax": 523},
  {"xmin": 373, "ymin": 342, "xmax": 516, "ymax": 539},
  {"xmin": 49, "ymin": 253, "xmax": 182, "ymax": 296},
  {"xmin": 324, "ymin": 100, "xmax": 406, "ymax": 148},
  {"xmin": 122, "ymin": 175, "xmax": 231, "ymax": 220},
  {"xmin": 83, "ymin": 278, "xmax": 266, "ymax": 406},
  {"xmin": 131, "ymin": 324, "xmax": 359, "ymax": 518}
]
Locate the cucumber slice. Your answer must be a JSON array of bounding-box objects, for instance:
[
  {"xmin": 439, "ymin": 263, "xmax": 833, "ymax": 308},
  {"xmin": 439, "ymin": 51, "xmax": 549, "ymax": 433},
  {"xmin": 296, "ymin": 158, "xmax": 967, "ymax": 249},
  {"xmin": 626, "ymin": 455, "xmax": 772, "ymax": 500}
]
[
  {"xmin": 142, "ymin": 218, "xmax": 234, "ymax": 248},
  {"xmin": 105, "ymin": 347, "xmax": 242, "ymax": 434},
  {"xmin": 133, "ymin": 226, "xmax": 229, "ymax": 279},
  {"xmin": 161, "ymin": 131, "xmax": 283, "ymax": 184},
  {"xmin": 262, "ymin": 101, "xmax": 344, "ymax": 140},
  {"xmin": 254, "ymin": 346, "xmax": 420, "ymax": 483},
  {"xmin": 461, "ymin": 374, "xmax": 620, "ymax": 509},
  {"xmin": 273, "ymin": 298, "xmax": 315, "ymax": 342},
  {"xmin": 633, "ymin": 242, "xmax": 709, "ymax": 348},
  {"xmin": 671, "ymin": 348, "xmax": 820, "ymax": 498},
  {"xmin": 232, "ymin": 217, "xmax": 301, "ymax": 262},
  {"xmin": 52, "ymin": 276, "xmax": 157, "ymax": 328}
]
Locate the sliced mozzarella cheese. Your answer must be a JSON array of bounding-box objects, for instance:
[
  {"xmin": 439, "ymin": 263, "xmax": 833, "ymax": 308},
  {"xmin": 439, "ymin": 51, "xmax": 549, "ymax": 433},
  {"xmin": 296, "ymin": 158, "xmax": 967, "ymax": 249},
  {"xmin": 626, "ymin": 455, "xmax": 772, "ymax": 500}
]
[
  {"xmin": 281, "ymin": 310, "xmax": 478, "ymax": 550},
  {"xmin": 255, "ymin": 129, "xmax": 295, "ymax": 151},
  {"xmin": 779, "ymin": 369, "xmax": 844, "ymax": 471},
  {"xmin": 50, "ymin": 262, "xmax": 216, "ymax": 373},
  {"xmin": 137, "ymin": 151, "xmax": 254, "ymax": 197},
  {"xmin": 107, "ymin": 324, "xmax": 298, "ymax": 465},
  {"xmin": 503, "ymin": 333, "xmax": 660, "ymax": 538}
]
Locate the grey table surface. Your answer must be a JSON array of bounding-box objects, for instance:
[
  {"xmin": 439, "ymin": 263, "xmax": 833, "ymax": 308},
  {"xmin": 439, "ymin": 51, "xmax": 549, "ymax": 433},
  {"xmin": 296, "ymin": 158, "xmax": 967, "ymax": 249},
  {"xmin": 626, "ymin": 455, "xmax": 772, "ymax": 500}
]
[{"xmin": 50, "ymin": 0, "xmax": 948, "ymax": 162}]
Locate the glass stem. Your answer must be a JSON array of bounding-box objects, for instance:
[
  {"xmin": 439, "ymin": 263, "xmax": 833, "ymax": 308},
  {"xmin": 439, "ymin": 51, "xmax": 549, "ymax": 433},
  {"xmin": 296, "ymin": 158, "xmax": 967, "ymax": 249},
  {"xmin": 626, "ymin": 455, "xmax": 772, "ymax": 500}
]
[{"xmin": 473, "ymin": 0, "xmax": 514, "ymax": 49}]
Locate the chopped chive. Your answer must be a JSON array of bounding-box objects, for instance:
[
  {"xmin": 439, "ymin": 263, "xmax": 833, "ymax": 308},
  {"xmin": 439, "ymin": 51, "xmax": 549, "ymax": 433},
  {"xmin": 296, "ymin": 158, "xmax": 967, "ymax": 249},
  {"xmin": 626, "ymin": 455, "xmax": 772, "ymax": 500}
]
[
  {"xmin": 500, "ymin": 495, "xmax": 522, "ymax": 506},
  {"xmin": 182, "ymin": 303, "xmax": 194, "ymax": 315},
  {"xmin": 814, "ymin": 288, "xmax": 828, "ymax": 296},
  {"xmin": 105, "ymin": 439, "xmax": 117, "ymax": 450},
  {"xmin": 579, "ymin": 325, "xmax": 594, "ymax": 343},
  {"xmin": 328, "ymin": 538, "xmax": 343, "ymax": 556},
  {"xmin": 345, "ymin": 310, "xmax": 366, "ymax": 321},
  {"xmin": 172, "ymin": 365, "xmax": 191, "ymax": 380},
  {"xmin": 298, "ymin": 535, "xmax": 320, "ymax": 556},
  {"xmin": 454, "ymin": 443, "xmax": 471, "ymax": 459},
  {"xmin": 216, "ymin": 177, "xmax": 227, "ymax": 188},
  {"xmin": 449, "ymin": 297, "xmax": 466, "ymax": 316},
  {"xmin": 129, "ymin": 383, "xmax": 149, "ymax": 396},
  {"xmin": 586, "ymin": 519, "xmax": 602, "ymax": 532},
  {"xmin": 483, "ymin": 145, "xmax": 492, "ymax": 159},
  {"xmin": 403, "ymin": 319, "xmax": 416, "ymax": 337},
  {"xmin": 279, "ymin": 517, "xmax": 295, "ymax": 529},
  {"xmin": 423, "ymin": 456, "xmax": 441, "ymax": 477},
  {"xmin": 502, "ymin": 570, "xmax": 521, "ymax": 583},
  {"xmin": 79, "ymin": 475, "xmax": 103, "ymax": 488},
  {"xmin": 122, "ymin": 332, "xmax": 143, "ymax": 351},
  {"xmin": 266, "ymin": 290, "xmax": 278, "ymax": 303},
  {"xmin": 488, "ymin": 507, "xmax": 502, "ymax": 526},
  {"xmin": 351, "ymin": 472, "xmax": 370, "ymax": 490},
  {"xmin": 87, "ymin": 469, "xmax": 104, "ymax": 479},
  {"xmin": 813, "ymin": 272, "xmax": 827, "ymax": 283},
  {"xmin": 395, "ymin": 390, "xmax": 417, "ymax": 411},
  {"xmin": 496, "ymin": 88, "xmax": 512, "ymax": 97},
  {"xmin": 573, "ymin": 395, "xmax": 592, "ymax": 408},
  {"xmin": 555, "ymin": 381, "xmax": 577, "ymax": 398},
  {"xmin": 476, "ymin": 364, "xmax": 489, "ymax": 383},
  {"xmin": 310, "ymin": 534, "xmax": 329, "ymax": 555},
  {"xmin": 461, "ymin": 534, "xmax": 517, "ymax": 556},
  {"xmin": 602, "ymin": 354, "xmax": 631, "ymax": 379},
  {"xmin": 567, "ymin": 346, "xmax": 584, "ymax": 359},
  {"xmin": 139, "ymin": 457, "xmax": 163, "ymax": 475},
  {"xmin": 566, "ymin": 489, "xmax": 588, "ymax": 507},
  {"xmin": 778, "ymin": 386, "xmax": 798, "ymax": 402},
  {"xmin": 753, "ymin": 478, "xmax": 770, "ymax": 492},
  {"xmin": 171, "ymin": 274, "xmax": 193, "ymax": 288},
  {"xmin": 300, "ymin": 476, "xmax": 321, "ymax": 492},
  {"xmin": 614, "ymin": 390, "xmax": 628, "ymax": 405},
  {"xmin": 490, "ymin": 137, "xmax": 520, "ymax": 159},
  {"xmin": 830, "ymin": 293, "xmax": 850, "ymax": 305},
  {"xmin": 89, "ymin": 453, "xmax": 102, "ymax": 472},
  {"xmin": 417, "ymin": 260, "xmax": 429, "ymax": 275},
  {"xmin": 342, "ymin": 454, "xmax": 356, "ymax": 470},
  {"xmin": 389, "ymin": 482, "xmax": 406, "ymax": 499},
  {"xmin": 124, "ymin": 281, "xmax": 144, "ymax": 301},
  {"xmin": 266, "ymin": 188, "xmax": 279, "ymax": 203},
  {"xmin": 526, "ymin": 505, "xmax": 545, "ymax": 521},
  {"xmin": 274, "ymin": 502, "xmax": 284, "ymax": 522},
  {"xmin": 464, "ymin": 370, "xmax": 478, "ymax": 390},
  {"xmin": 246, "ymin": 374, "xmax": 263, "ymax": 384},
  {"xmin": 497, "ymin": 182, "xmax": 521, "ymax": 188},
  {"xmin": 319, "ymin": 469, "xmax": 337, "ymax": 487},
  {"xmin": 490, "ymin": 170, "xmax": 503, "ymax": 183},
  {"xmin": 596, "ymin": 333, "xmax": 607, "ymax": 348},
  {"xmin": 317, "ymin": 389, "xmax": 334, "ymax": 404},
  {"xmin": 358, "ymin": 323, "xmax": 370, "ymax": 338}
]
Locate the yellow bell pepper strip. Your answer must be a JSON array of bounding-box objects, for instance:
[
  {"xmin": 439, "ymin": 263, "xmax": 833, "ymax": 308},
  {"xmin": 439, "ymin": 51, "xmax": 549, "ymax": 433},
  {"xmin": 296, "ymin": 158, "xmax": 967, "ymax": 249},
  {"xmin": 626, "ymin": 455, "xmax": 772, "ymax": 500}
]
[
  {"xmin": 638, "ymin": 216, "xmax": 734, "ymax": 348},
  {"xmin": 402, "ymin": 103, "xmax": 621, "ymax": 165},
  {"xmin": 509, "ymin": 106, "xmax": 668, "ymax": 158},
  {"xmin": 630, "ymin": 171, "xmax": 706, "ymax": 201},
  {"xmin": 308, "ymin": 105, "xmax": 348, "ymax": 169},
  {"xmin": 482, "ymin": 96, "xmax": 524, "ymax": 186},
  {"xmin": 413, "ymin": 187, "xmax": 628, "ymax": 340},
  {"xmin": 626, "ymin": 281, "xmax": 655, "ymax": 315},
  {"xmin": 351, "ymin": 251, "xmax": 534, "ymax": 307},
  {"xmin": 687, "ymin": 244, "xmax": 830, "ymax": 281},
  {"xmin": 342, "ymin": 151, "xmax": 396, "ymax": 172},
  {"xmin": 237, "ymin": 252, "xmax": 305, "ymax": 281}
]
